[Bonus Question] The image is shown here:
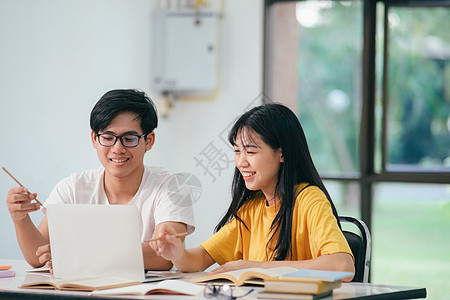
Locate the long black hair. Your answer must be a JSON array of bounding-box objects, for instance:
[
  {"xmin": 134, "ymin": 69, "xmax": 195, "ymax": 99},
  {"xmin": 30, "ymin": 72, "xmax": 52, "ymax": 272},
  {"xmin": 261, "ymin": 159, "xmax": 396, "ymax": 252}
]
[{"xmin": 215, "ymin": 103, "xmax": 340, "ymax": 260}]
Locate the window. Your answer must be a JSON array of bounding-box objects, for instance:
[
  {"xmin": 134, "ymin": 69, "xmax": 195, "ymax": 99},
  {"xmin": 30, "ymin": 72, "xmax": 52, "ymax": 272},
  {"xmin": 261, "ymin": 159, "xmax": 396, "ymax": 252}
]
[
  {"xmin": 381, "ymin": 5, "xmax": 450, "ymax": 172},
  {"xmin": 265, "ymin": 0, "xmax": 450, "ymax": 296},
  {"xmin": 265, "ymin": 1, "xmax": 363, "ymax": 177},
  {"xmin": 372, "ymin": 182, "xmax": 450, "ymax": 299},
  {"xmin": 325, "ymin": 180, "xmax": 361, "ymax": 218}
]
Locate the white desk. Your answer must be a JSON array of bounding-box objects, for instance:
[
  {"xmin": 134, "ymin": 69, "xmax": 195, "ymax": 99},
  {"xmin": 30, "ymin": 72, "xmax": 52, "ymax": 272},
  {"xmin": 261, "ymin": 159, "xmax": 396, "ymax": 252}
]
[{"xmin": 0, "ymin": 259, "xmax": 426, "ymax": 299}]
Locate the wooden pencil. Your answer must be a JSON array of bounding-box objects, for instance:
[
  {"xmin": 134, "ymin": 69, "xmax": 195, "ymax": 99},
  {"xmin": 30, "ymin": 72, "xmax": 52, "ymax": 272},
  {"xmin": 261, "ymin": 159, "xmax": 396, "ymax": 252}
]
[
  {"xmin": 146, "ymin": 232, "xmax": 189, "ymax": 242},
  {"xmin": 2, "ymin": 167, "xmax": 44, "ymax": 207}
]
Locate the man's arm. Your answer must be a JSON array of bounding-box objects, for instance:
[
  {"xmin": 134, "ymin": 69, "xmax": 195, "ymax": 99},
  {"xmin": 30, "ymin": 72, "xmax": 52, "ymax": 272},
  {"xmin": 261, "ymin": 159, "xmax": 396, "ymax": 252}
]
[
  {"xmin": 6, "ymin": 187, "xmax": 49, "ymax": 267},
  {"xmin": 143, "ymin": 221, "xmax": 187, "ymax": 270}
]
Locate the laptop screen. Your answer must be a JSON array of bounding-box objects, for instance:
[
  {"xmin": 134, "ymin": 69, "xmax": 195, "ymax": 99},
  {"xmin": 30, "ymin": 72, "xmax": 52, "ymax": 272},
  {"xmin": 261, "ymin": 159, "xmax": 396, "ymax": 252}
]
[{"xmin": 47, "ymin": 204, "xmax": 145, "ymax": 281}]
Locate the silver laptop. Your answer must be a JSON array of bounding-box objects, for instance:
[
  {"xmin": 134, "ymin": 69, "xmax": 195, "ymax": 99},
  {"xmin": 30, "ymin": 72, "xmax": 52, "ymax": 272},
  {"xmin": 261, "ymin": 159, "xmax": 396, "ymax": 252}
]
[{"xmin": 47, "ymin": 204, "xmax": 145, "ymax": 281}]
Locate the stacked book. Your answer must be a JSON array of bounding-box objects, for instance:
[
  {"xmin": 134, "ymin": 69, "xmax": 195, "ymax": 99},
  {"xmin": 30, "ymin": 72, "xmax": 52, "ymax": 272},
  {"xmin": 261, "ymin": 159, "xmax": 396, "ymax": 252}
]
[
  {"xmin": 258, "ymin": 269, "xmax": 354, "ymax": 300},
  {"xmin": 0, "ymin": 265, "xmax": 15, "ymax": 278}
]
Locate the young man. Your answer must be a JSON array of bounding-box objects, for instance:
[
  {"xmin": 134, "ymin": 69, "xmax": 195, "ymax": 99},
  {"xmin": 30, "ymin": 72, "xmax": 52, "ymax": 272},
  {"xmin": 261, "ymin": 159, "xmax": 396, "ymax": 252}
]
[{"xmin": 6, "ymin": 89, "xmax": 195, "ymax": 270}]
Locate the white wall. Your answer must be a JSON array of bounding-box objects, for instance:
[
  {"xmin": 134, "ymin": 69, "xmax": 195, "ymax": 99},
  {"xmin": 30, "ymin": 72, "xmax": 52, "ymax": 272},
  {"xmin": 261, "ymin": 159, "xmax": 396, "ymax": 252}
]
[{"xmin": 0, "ymin": 0, "xmax": 263, "ymax": 260}]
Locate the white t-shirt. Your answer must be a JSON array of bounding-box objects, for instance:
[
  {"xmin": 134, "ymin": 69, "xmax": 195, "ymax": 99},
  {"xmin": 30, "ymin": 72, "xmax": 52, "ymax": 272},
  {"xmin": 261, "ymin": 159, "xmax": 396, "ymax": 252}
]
[{"xmin": 45, "ymin": 166, "xmax": 195, "ymax": 241}]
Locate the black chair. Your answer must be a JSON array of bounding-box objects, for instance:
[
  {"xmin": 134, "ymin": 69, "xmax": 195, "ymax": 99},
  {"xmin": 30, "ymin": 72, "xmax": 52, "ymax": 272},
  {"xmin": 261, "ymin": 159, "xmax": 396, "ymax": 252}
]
[{"xmin": 339, "ymin": 216, "xmax": 371, "ymax": 283}]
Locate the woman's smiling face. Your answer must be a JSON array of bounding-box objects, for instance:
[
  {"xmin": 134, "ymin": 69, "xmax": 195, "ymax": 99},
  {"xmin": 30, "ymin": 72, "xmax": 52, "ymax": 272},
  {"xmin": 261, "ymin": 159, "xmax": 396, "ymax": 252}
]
[{"xmin": 233, "ymin": 128, "xmax": 283, "ymax": 199}]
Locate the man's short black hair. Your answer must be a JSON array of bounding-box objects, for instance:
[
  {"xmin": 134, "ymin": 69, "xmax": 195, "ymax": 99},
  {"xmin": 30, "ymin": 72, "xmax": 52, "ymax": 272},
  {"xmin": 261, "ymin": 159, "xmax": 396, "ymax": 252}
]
[{"xmin": 90, "ymin": 89, "xmax": 158, "ymax": 134}]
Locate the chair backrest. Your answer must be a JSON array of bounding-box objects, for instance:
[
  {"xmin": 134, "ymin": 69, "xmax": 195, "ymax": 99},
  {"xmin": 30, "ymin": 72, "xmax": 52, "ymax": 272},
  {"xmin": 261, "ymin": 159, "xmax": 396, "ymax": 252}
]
[{"xmin": 339, "ymin": 216, "xmax": 371, "ymax": 283}]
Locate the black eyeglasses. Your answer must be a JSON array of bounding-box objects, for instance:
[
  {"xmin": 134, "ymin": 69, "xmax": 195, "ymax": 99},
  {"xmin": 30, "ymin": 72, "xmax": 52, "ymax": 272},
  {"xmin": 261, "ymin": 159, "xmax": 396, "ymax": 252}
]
[
  {"xmin": 204, "ymin": 283, "xmax": 254, "ymax": 300},
  {"xmin": 96, "ymin": 133, "xmax": 146, "ymax": 148}
]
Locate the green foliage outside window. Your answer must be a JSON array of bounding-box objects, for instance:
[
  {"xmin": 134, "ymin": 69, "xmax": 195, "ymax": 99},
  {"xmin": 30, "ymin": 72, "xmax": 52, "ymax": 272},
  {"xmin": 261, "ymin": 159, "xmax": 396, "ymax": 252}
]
[
  {"xmin": 386, "ymin": 7, "xmax": 450, "ymax": 169},
  {"xmin": 296, "ymin": 1, "xmax": 362, "ymax": 175}
]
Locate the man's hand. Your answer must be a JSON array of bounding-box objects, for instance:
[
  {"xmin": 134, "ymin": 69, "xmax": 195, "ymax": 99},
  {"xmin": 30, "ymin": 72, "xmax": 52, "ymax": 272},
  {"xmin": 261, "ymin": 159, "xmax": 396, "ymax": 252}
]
[
  {"xmin": 36, "ymin": 244, "xmax": 53, "ymax": 271},
  {"xmin": 6, "ymin": 187, "xmax": 40, "ymax": 222}
]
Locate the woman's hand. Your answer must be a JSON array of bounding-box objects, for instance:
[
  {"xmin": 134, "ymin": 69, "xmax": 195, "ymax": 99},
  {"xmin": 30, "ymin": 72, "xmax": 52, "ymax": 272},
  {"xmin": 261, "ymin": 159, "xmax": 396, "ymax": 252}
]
[
  {"xmin": 208, "ymin": 260, "xmax": 267, "ymax": 274},
  {"xmin": 149, "ymin": 228, "xmax": 185, "ymax": 262}
]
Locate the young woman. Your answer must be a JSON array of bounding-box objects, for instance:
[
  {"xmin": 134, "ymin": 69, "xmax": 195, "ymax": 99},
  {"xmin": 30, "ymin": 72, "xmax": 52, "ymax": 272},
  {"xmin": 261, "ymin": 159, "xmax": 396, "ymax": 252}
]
[{"xmin": 152, "ymin": 103, "xmax": 354, "ymax": 280}]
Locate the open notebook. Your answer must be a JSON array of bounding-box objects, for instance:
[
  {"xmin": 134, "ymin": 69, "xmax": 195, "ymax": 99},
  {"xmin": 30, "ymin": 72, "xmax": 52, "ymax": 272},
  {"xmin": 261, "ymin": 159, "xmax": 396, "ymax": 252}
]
[{"xmin": 47, "ymin": 204, "xmax": 145, "ymax": 282}]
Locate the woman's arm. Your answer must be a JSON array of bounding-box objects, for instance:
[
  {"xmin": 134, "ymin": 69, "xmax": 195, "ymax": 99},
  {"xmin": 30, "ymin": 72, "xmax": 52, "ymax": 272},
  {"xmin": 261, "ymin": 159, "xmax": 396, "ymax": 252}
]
[
  {"xmin": 171, "ymin": 246, "xmax": 216, "ymax": 273},
  {"xmin": 152, "ymin": 227, "xmax": 216, "ymax": 273},
  {"xmin": 143, "ymin": 221, "xmax": 188, "ymax": 270},
  {"xmin": 209, "ymin": 252, "xmax": 355, "ymax": 282}
]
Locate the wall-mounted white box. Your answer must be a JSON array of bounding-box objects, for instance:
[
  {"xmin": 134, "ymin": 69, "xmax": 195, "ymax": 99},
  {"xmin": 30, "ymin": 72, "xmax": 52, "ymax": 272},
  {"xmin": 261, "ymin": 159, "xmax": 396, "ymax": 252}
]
[{"xmin": 153, "ymin": 9, "xmax": 217, "ymax": 95}]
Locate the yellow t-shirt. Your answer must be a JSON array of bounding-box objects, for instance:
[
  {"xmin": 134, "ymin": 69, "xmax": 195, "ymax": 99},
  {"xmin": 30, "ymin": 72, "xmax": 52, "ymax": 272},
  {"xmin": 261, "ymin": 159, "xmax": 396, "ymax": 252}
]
[{"xmin": 201, "ymin": 183, "xmax": 353, "ymax": 265}]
